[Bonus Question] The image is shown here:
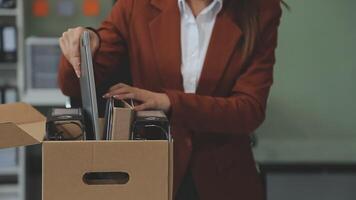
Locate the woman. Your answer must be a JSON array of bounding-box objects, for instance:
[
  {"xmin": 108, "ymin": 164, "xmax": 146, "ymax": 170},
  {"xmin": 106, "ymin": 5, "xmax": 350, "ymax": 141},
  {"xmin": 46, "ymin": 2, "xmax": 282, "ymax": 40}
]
[{"xmin": 58, "ymin": 0, "xmax": 282, "ymax": 199}]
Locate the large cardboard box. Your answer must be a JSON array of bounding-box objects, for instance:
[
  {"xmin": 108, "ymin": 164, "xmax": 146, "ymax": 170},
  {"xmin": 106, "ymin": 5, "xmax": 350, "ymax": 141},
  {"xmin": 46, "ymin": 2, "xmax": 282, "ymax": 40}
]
[{"xmin": 0, "ymin": 103, "xmax": 173, "ymax": 200}]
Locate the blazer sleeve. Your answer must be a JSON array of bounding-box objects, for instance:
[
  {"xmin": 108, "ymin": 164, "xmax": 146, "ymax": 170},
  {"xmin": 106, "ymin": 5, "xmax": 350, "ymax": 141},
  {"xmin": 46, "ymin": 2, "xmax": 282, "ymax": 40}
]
[
  {"xmin": 165, "ymin": 2, "xmax": 282, "ymax": 136},
  {"xmin": 58, "ymin": 0, "xmax": 133, "ymax": 97}
]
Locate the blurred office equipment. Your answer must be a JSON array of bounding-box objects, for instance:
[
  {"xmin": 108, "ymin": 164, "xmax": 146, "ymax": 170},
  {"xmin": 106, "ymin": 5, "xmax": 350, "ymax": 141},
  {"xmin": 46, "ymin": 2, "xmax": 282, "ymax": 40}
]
[
  {"xmin": 25, "ymin": 37, "xmax": 59, "ymax": 89},
  {"xmin": 23, "ymin": 37, "xmax": 68, "ymax": 106},
  {"xmin": 82, "ymin": 0, "xmax": 100, "ymax": 16},
  {"xmin": 32, "ymin": 0, "xmax": 49, "ymax": 17},
  {"xmin": 3, "ymin": 86, "xmax": 17, "ymax": 103},
  {"xmin": 0, "ymin": 148, "xmax": 17, "ymax": 168},
  {"xmin": 56, "ymin": 0, "xmax": 75, "ymax": 17},
  {"xmin": 0, "ymin": 19, "xmax": 18, "ymax": 75},
  {"xmin": 0, "ymin": 0, "xmax": 23, "ymax": 95},
  {"xmin": 0, "ymin": 84, "xmax": 23, "ymax": 200},
  {"xmin": 0, "ymin": 1, "xmax": 25, "ymax": 199},
  {"xmin": 46, "ymin": 108, "xmax": 85, "ymax": 141},
  {"xmin": 0, "ymin": 25, "xmax": 17, "ymax": 62},
  {"xmin": 0, "ymin": 84, "xmax": 18, "ymax": 103},
  {"xmin": 132, "ymin": 111, "xmax": 170, "ymax": 141},
  {"xmin": 0, "ymin": 0, "xmax": 16, "ymax": 9}
]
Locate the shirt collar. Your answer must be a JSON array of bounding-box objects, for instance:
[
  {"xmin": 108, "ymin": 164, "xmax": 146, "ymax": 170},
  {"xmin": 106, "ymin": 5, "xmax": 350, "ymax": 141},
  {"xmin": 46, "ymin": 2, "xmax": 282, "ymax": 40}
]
[{"xmin": 178, "ymin": 0, "xmax": 223, "ymax": 17}]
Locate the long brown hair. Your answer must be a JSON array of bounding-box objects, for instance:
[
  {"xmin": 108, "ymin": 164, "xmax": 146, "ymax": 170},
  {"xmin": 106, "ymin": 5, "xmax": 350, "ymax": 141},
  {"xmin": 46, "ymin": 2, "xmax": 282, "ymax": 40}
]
[{"xmin": 234, "ymin": 0, "xmax": 288, "ymax": 65}]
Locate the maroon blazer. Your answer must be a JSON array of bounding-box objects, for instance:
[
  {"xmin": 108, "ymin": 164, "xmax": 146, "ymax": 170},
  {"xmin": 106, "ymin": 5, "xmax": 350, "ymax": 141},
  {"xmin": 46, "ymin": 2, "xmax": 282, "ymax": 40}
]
[{"xmin": 58, "ymin": 0, "xmax": 282, "ymax": 199}]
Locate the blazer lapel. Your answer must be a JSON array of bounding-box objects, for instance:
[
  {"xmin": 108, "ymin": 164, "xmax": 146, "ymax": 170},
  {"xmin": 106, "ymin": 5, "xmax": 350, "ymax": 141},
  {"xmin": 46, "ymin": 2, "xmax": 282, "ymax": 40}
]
[
  {"xmin": 196, "ymin": 11, "xmax": 243, "ymax": 95},
  {"xmin": 149, "ymin": 0, "xmax": 184, "ymax": 91}
]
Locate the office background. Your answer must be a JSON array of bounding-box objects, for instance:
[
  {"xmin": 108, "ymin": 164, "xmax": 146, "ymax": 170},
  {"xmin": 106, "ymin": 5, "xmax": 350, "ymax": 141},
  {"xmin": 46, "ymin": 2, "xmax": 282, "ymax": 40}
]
[{"xmin": 0, "ymin": 0, "xmax": 355, "ymax": 200}]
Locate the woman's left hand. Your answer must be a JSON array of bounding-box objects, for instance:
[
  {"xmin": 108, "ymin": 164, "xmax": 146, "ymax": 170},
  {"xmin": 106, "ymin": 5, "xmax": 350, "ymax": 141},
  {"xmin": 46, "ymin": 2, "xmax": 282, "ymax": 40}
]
[{"xmin": 103, "ymin": 83, "xmax": 171, "ymax": 112}]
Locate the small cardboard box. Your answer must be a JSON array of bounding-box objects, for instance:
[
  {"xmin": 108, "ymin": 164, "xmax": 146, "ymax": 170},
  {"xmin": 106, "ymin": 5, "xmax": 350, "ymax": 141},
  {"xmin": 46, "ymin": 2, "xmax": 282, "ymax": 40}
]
[{"xmin": 0, "ymin": 103, "xmax": 173, "ymax": 200}]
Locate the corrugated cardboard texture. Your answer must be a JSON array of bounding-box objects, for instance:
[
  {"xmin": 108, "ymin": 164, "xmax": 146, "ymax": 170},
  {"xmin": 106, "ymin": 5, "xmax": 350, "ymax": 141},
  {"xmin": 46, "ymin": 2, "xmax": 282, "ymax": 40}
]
[
  {"xmin": 42, "ymin": 140, "xmax": 172, "ymax": 200},
  {"xmin": 0, "ymin": 122, "xmax": 39, "ymax": 148},
  {"xmin": 169, "ymin": 141, "xmax": 174, "ymax": 200},
  {"xmin": 0, "ymin": 103, "xmax": 46, "ymax": 124},
  {"xmin": 0, "ymin": 103, "xmax": 46, "ymax": 148},
  {"xmin": 98, "ymin": 118, "xmax": 105, "ymax": 140}
]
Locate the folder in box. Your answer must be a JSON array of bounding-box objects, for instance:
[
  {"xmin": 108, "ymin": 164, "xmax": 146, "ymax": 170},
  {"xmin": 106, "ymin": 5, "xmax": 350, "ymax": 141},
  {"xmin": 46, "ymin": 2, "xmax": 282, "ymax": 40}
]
[{"xmin": 104, "ymin": 99, "xmax": 134, "ymax": 140}]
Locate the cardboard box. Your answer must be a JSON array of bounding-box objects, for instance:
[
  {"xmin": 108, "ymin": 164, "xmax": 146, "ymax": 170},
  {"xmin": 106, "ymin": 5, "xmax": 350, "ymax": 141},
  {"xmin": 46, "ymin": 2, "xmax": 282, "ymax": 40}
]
[{"xmin": 0, "ymin": 103, "xmax": 173, "ymax": 200}]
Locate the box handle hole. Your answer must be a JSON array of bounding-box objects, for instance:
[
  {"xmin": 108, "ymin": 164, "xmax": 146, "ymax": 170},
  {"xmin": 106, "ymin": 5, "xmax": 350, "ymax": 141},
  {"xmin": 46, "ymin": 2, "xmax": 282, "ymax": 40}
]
[{"xmin": 83, "ymin": 172, "xmax": 130, "ymax": 185}]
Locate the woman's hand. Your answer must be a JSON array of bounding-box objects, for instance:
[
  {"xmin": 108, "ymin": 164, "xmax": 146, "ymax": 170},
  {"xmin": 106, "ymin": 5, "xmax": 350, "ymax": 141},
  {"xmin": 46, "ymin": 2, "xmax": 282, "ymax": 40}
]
[
  {"xmin": 103, "ymin": 83, "xmax": 171, "ymax": 112},
  {"xmin": 59, "ymin": 27, "xmax": 100, "ymax": 78}
]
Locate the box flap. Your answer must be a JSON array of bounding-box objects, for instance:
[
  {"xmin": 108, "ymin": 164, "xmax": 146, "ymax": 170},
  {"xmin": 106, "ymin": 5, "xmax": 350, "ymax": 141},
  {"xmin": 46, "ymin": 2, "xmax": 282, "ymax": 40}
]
[
  {"xmin": 0, "ymin": 122, "xmax": 42, "ymax": 148},
  {"xmin": 0, "ymin": 103, "xmax": 46, "ymax": 148}
]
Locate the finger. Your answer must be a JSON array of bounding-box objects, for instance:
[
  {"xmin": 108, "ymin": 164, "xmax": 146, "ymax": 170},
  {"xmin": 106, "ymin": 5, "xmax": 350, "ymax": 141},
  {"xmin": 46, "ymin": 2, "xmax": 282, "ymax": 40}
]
[
  {"xmin": 113, "ymin": 93, "xmax": 135, "ymax": 100},
  {"xmin": 63, "ymin": 34, "xmax": 71, "ymax": 50},
  {"xmin": 59, "ymin": 37, "xmax": 70, "ymax": 58},
  {"xmin": 61, "ymin": 31, "xmax": 82, "ymax": 78},
  {"xmin": 59, "ymin": 35, "xmax": 70, "ymax": 55},
  {"xmin": 70, "ymin": 36, "xmax": 80, "ymax": 47},
  {"xmin": 70, "ymin": 56, "xmax": 81, "ymax": 78},
  {"xmin": 109, "ymin": 83, "xmax": 129, "ymax": 92},
  {"xmin": 59, "ymin": 38, "xmax": 70, "ymax": 63},
  {"xmin": 75, "ymin": 27, "xmax": 85, "ymax": 36},
  {"xmin": 62, "ymin": 34, "xmax": 73, "ymax": 49},
  {"xmin": 59, "ymin": 38, "xmax": 80, "ymax": 78},
  {"xmin": 59, "ymin": 38, "xmax": 65, "ymax": 52},
  {"xmin": 127, "ymin": 88, "xmax": 153, "ymax": 103},
  {"xmin": 62, "ymin": 31, "xmax": 68, "ymax": 38},
  {"xmin": 103, "ymin": 87, "xmax": 131, "ymax": 98}
]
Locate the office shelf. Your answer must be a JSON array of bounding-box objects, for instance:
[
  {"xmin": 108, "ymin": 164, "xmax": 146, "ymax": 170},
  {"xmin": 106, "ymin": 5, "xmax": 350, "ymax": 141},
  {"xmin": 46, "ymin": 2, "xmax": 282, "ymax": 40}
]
[
  {"xmin": 0, "ymin": 185, "xmax": 18, "ymax": 200},
  {"xmin": 0, "ymin": 167, "xmax": 19, "ymax": 176},
  {"xmin": 0, "ymin": 63, "xmax": 17, "ymax": 70},
  {"xmin": 0, "ymin": 5, "xmax": 25, "ymax": 200},
  {"xmin": 0, "ymin": 9, "xmax": 17, "ymax": 16},
  {"xmin": 22, "ymin": 89, "xmax": 69, "ymax": 106},
  {"xmin": 0, "ymin": 185, "xmax": 18, "ymax": 193},
  {"xmin": 0, "ymin": 67, "xmax": 17, "ymax": 71},
  {"xmin": 0, "ymin": 184, "xmax": 18, "ymax": 193},
  {"xmin": 0, "ymin": 147, "xmax": 24, "ymax": 200}
]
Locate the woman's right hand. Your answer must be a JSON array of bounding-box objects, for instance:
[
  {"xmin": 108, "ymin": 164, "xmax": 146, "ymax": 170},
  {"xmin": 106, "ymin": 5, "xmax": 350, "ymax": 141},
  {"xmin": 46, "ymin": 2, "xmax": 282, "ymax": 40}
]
[{"xmin": 59, "ymin": 27, "xmax": 100, "ymax": 78}]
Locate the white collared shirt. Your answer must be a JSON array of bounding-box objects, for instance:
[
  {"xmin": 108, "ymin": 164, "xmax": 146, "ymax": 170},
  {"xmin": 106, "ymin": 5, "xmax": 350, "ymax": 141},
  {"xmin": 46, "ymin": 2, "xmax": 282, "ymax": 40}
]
[{"xmin": 178, "ymin": 0, "xmax": 223, "ymax": 93}]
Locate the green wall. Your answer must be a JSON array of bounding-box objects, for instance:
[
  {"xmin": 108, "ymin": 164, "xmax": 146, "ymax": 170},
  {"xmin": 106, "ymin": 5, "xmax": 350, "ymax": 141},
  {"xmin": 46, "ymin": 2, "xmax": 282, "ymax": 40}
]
[
  {"xmin": 256, "ymin": 0, "xmax": 356, "ymax": 140},
  {"xmin": 24, "ymin": 0, "xmax": 114, "ymax": 37}
]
